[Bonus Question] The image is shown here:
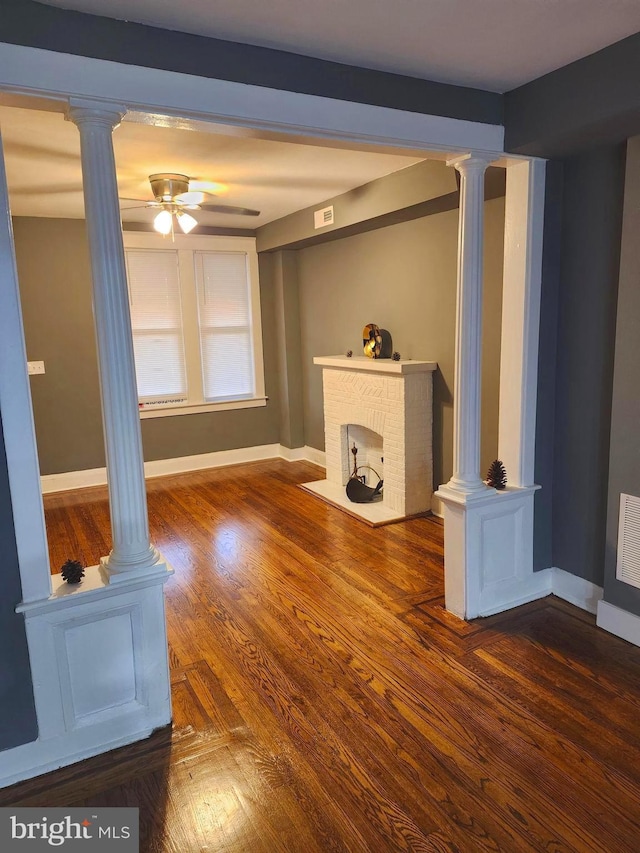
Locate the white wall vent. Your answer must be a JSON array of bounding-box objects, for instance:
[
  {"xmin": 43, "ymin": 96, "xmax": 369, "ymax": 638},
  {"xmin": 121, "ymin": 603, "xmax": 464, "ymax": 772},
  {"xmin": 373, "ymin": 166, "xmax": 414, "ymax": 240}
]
[
  {"xmin": 314, "ymin": 205, "xmax": 334, "ymax": 229},
  {"xmin": 616, "ymin": 493, "xmax": 640, "ymax": 589}
]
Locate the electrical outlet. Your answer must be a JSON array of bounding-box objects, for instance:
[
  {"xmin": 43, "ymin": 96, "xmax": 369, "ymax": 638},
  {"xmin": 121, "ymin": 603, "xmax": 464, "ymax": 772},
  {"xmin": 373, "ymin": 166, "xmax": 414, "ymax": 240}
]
[{"xmin": 27, "ymin": 361, "xmax": 45, "ymax": 375}]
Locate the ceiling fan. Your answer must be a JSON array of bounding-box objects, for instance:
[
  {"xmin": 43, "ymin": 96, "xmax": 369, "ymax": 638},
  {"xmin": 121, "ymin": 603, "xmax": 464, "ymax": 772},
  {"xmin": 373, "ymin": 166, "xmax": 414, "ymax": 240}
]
[{"xmin": 120, "ymin": 173, "xmax": 260, "ymax": 235}]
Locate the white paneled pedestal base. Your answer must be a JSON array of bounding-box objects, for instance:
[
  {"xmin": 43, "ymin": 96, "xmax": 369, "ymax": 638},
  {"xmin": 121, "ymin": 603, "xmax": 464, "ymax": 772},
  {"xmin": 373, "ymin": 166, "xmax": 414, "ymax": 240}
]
[
  {"xmin": 1, "ymin": 561, "xmax": 172, "ymax": 789},
  {"xmin": 436, "ymin": 484, "xmax": 546, "ymax": 619}
]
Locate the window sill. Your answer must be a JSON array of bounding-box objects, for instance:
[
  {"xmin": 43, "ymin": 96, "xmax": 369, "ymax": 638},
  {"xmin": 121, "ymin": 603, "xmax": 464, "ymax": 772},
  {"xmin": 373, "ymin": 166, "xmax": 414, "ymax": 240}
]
[{"xmin": 139, "ymin": 397, "xmax": 268, "ymax": 419}]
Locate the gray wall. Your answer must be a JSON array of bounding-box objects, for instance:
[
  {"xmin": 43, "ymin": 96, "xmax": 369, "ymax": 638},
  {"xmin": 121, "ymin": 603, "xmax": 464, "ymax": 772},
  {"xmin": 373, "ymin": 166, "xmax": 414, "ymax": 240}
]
[
  {"xmin": 0, "ymin": 410, "xmax": 38, "ymax": 751},
  {"xmin": 505, "ymin": 32, "xmax": 640, "ymax": 159},
  {"xmin": 550, "ymin": 144, "xmax": 625, "ymax": 585},
  {"xmin": 296, "ymin": 197, "xmax": 506, "ymax": 487},
  {"xmin": 604, "ymin": 136, "xmax": 640, "ymax": 615},
  {"xmin": 13, "ymin": 217, "xmax": 280, "ymax": 475}
]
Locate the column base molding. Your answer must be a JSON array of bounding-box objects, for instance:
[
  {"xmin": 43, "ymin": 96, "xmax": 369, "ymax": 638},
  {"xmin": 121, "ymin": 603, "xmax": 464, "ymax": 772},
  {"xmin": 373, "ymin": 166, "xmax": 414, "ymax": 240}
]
[
  {"xmin": 436, "ymin": 484, "xmax": 540, "ymax": 619},
  {"xmin": 437, "ymin": 481, "xmax": 497, "ymax": 503},
  {"xmin": 100, "ymin": 548, "xmax": 165, "ymax": 584},
  {"xmin": 5, "ymin": 561, "xmax": 173, "ymax": 789}
]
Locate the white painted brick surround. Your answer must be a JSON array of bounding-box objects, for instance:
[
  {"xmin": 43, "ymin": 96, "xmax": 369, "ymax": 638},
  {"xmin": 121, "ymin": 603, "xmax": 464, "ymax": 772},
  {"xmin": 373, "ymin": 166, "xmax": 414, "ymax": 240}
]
[{"xmin": 317, "ymin": 357, "xmax": 436, "ymax": 517}]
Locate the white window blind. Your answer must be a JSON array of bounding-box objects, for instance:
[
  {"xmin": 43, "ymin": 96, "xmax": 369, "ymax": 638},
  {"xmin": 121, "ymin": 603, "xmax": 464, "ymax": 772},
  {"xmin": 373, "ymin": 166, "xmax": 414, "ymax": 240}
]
[
  {"xmin": 125, "ymin": 249, "xmax": 187, "ymax": 402},
  {"xmin": 195, "ymin": 251, "xmax": 255, "ymax": 401}
]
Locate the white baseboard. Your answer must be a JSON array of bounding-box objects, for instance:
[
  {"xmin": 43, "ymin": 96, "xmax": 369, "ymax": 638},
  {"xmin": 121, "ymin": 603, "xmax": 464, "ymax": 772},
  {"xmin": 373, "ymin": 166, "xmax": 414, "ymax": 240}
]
[
  {"xmin": 41, "ymin": 466, "xmax": 109, "ymax": 493},
  {"xmin": 477, "ymin": 567, "xmax": 604, "ymax": 618},
  {"xmin": 550, "ymin": 567, "xmax": 604, "ymax": 614},
  {"xmin": 279, "ymin": 445, "xmax": 326, "ymax": 466},
  {"xmin": 304, "ymin": 446, "xmax": 326, "ymax": 467},
  {"xmin": 596, "ymin": 600, "xmax": 640, "ymax": 647},
  {"xmin": 41, "ymin": 444, "xmax": 326, "ymax": 494},
  {"xmin": 431, "ymin": 495, "xmax": 444, "ymax": 518}
]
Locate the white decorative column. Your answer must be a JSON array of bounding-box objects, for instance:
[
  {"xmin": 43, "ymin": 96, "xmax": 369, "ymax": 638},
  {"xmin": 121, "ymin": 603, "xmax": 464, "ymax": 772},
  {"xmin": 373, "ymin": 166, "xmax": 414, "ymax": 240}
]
[
  {"xmin": 436, "ymin": 154, "xmax": 548, "ymax": 621},
  {"xmin": 442, "ymin": 154, "xmax": 493, "ymax": 497},
  {"xmin": 68, "ymin": 100, "xmax": 161, "ymax": 582}
]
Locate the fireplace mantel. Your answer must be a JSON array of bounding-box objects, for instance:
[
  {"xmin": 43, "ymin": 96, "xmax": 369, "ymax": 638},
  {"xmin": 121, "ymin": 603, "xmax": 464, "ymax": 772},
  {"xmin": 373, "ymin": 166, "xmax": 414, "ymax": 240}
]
[
  {"xmin": 313, "ymin": 355, "xmax": 437, "ymax": 375},
  {"xmin": 302, "ymin": 355, "xmax": 437, "ymax": 526}
]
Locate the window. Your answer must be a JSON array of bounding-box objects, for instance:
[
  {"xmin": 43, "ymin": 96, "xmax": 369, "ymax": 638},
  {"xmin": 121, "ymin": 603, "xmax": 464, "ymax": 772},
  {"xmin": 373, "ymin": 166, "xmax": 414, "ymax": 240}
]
[{"xmin": 123, "ymin": 233, "xmax": 265, "ymax": 418}]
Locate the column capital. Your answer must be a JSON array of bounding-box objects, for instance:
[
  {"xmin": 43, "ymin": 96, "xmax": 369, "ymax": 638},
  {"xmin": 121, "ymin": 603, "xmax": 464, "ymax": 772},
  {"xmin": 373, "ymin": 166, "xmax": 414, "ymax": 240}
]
[
  {"xmin": 446, "ymin": 152, "xmax": 495, "ymax": 174},
  {"xmin": 66, "ymin": 98, "xmax": 127, "ymax": 131}
]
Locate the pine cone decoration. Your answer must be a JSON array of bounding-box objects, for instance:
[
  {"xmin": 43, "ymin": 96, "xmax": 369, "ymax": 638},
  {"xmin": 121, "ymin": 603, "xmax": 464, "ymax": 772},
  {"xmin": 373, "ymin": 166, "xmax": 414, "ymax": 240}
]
[
  {"xmin": 392, "ymin": 351, "xmax": 401, "ymax": 361},
  {"xmin": 346, "ymin": 349, "xmax": 353, "ymax": 358},
  {"xmin": 486, "ymin": 459, "xmax": 507, "ymax": 490},
  {"xmin": 61, "ymin": 559, "xmax": 85, "ymax": 584}
]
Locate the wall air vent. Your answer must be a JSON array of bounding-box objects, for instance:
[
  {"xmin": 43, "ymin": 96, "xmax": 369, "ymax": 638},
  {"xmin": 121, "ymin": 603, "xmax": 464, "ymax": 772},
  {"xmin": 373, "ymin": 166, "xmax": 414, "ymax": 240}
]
[
  {"xmin": 314, "ymin": 205, "xmax": 334, "ymax": 229},
  {"xmin": 616, "ymin": 493, "xmax": 640, "ymax": 589}
]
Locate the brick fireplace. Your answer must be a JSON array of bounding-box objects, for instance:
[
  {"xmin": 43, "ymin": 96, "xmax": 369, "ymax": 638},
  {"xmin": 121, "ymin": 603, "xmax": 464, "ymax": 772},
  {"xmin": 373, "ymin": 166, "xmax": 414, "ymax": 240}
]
[{"xmin": 302, "ymin": 355, "xmax": 437, "ymax": 525}]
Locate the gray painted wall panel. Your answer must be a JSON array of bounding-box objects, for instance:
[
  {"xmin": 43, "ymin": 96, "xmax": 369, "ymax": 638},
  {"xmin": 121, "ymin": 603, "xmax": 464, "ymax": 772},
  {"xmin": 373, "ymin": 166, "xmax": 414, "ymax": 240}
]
[
  {"xmin": 604, "ymin": 136, "xmax": 640, "ymax": 616},
  {"xmin": 533, "ymin": 161, "xmax": 563, "ymax": 571},
  {"xmin": 551, "ymin": 145, "xmax": 625, "ymax": 585},
  {"xmin": 505, "ymin": 32, "xmax": 640, "ymax": 158},
  {"xmin": 0, "ymin": 411, "xmax": 38, "ymax": 751}
]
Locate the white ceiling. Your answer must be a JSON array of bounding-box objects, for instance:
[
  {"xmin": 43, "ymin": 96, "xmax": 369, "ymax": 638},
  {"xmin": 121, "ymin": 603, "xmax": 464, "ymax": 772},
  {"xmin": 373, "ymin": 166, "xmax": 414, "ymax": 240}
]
[
  {"xmin": 0, "ymin": 105, "xmax": 423, "ymax": 226},
  {"xmin": 39, "ymin": 0, "xmax": 640, "ymax": 92}
]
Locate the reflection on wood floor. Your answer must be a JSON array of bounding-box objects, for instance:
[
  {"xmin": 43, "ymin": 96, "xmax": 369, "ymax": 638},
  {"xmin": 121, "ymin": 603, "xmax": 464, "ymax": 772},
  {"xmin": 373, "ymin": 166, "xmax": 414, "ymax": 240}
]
[{"xmin": 2, "ymin": 459, "xmax": 640, "ymax": 851}]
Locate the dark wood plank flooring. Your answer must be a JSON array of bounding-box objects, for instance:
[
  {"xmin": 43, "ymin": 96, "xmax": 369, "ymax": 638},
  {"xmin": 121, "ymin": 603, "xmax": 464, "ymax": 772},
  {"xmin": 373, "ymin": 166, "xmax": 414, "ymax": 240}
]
[{"xmin": 2, "ymin": 459, "xmax": 640, "ymax": 852}]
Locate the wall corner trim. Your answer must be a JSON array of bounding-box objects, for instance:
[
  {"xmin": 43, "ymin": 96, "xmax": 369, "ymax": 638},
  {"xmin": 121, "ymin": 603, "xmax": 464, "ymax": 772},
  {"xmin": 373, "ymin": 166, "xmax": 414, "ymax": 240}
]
[
  {"xmin": 596, "ymin": 599, "xmax": 640, "ymax": 648},
  {"xmin": 41, "ymin": 445, "xmax": 327, "ymax": 494},
  {"xmin": 551, "ymin": 567, "xmax": 604, "ymax": 614}
]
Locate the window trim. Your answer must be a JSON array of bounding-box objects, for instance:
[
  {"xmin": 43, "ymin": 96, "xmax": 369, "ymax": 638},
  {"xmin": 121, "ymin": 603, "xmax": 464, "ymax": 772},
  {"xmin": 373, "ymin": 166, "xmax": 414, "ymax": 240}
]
[{"xmin": 123, "ymin": 231, "xmax": 266, "ymax": 417}]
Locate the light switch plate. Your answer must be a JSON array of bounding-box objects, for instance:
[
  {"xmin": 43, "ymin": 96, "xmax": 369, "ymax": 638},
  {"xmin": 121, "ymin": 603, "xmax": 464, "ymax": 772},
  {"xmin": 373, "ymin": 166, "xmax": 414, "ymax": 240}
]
[{"xmin": 27, "ymin": 361, "xmax": 45, "ymax": 375}]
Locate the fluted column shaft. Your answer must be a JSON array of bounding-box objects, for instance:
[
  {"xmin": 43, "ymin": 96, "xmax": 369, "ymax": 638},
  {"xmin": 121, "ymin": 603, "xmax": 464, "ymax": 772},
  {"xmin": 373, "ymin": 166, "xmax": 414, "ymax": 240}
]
[
  {"xmin": 447, "ymin": 155, "xmax": 492, "ymax": 495},
  {"xmin": 68, "ymin": 100, "xmax": 160, "ymax": 577}
]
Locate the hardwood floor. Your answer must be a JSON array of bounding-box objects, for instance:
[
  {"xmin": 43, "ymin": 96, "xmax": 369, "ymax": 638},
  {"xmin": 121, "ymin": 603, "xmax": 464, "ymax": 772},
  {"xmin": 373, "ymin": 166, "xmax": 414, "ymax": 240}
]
[{"xmin": 2, "ymin": 459, "xmax": 640, "ymax": 851}]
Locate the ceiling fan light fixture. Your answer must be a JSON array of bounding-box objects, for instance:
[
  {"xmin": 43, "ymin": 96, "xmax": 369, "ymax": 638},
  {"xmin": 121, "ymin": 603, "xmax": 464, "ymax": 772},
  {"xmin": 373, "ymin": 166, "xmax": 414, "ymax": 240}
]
[
  {"xmin": 177, "ymin": 211, "xmax": 198, "ymax": 234},
  {"xmin": 154, "ymin": 209, "xmax": 173, "ymax": 235}
]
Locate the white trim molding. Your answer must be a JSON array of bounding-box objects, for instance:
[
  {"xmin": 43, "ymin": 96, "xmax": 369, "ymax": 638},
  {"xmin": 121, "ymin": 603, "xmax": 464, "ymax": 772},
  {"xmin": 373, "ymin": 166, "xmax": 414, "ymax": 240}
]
[
  {"xmin": 139, "ymin": 397, "xmax": 268, "ymax": 419},
  {"xmin": 0, "ymin": 43, "xmax": 504, "ymax": 156},
  {"xmin": 0, "ymin": 129, "xmax": 53, "ymax": 604},
  {"xmin": 499, "ymin": 159, "xmax": 547, "ymax": 486},
  {"xmin": 597, "ymin": 600, "xmax": 640, "ymax": 648},
  {"xmin": 41, "ymin": 444, "xmax": 326, "ymax": 493},
  {"xmin": 551, "ymin": 567, "xmax": 603, "ymax": 614}
]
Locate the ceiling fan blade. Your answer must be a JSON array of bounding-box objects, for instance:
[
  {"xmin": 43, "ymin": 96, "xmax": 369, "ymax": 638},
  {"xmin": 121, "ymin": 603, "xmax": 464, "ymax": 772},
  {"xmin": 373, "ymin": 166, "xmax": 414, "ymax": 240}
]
[
  {"xmin": 198, "ymin": 203, "xmax": 260, "ymax": 216},
  {"xmin": 175, "ymin": 191, "xmax": 206, "ymax": 205},
  {"xmin": 119, "ymin": 198, "xmax": 161, "ymax": 207}
]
